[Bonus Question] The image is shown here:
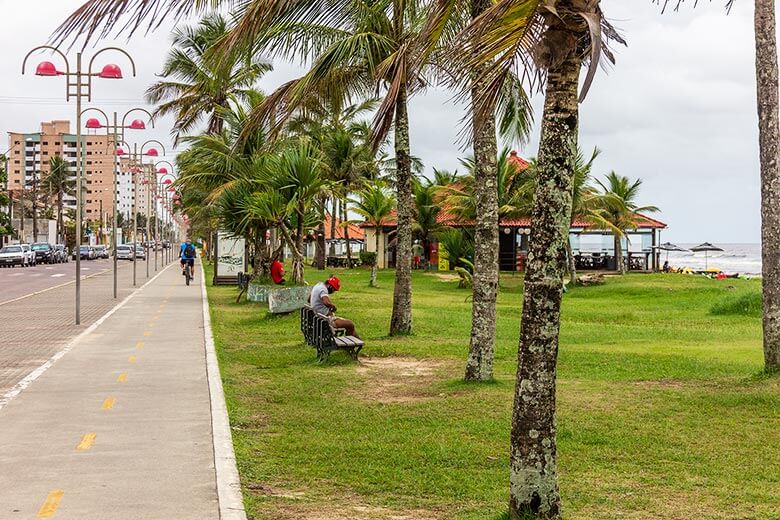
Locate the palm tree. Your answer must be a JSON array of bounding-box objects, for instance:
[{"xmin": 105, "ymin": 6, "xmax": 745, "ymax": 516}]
[
  {"xmin": 145, "ymin": 13, "xmax": 272, "ymax": 144},
  {"xmin": 351, "ymin": 183, "xmax": 396, "ymax": 287},
  {"xmin": 457, "ymin": 2, "xmax": 624, "ymax": 516},
  {"xmin": 40, "ymin": 155, "xmax": 74, "ymax": 244},
  {"xmin": 412, "ymin": 178, "xmax": 444, "ymax": 252},
  {"xmin": 594, "ymin": 172, "xmax": 659, "ymax": 275},
  {"xmin": 754, "ymin": 0, "xmax": 780, "ymax": 371}
]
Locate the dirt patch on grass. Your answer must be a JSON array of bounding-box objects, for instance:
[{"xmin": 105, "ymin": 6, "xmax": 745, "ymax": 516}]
[
  {"xmin": 633, "ymin": 379, "xmax": 688, "ymax": 389},
  {"xmin": 354, "ymin": 357, "xmax": 453, "ymax": 403},
  {"xmin": 266, "ymin": 504, "xmax": 440, "ymax": 520},
  {"xmin": 434, "ymin": 273, "xmax": 460, "ymax": 282}
]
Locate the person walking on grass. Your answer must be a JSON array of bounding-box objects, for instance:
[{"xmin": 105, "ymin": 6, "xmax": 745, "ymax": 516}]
[
  {"xmin": 309, "ymin": 276, "xmax": 360, "ymax": 338},
  {"xmin": 180, "ymin": 238, "xmax": 196, "ymax": 279}
]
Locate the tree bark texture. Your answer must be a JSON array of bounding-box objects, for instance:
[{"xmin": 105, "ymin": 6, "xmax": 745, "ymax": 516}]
[
  {"xmin": 614, "ymin": 234, "xmax": 625, "ymax": 275},
  {"xmin": 566, "ymin": 239, "xmax": 577, "ymax": 285},
  {"xmin": 342, "ymin": 202, "xmax": 353, "ymax": 267},
  {"xmin": 509, "ymin": 49, "xmax": 581, "ymax": 520},
  {"xmin": 316, "ymin": 219, "xmax": 326, "ymax": 270},
  {"xmin": 390, "ymin": 82, "xmax": 414, "ymax": 335},
  {"xmin": 329, "ymin": 197, "xmax": 338, "ymax": 257},
  {"xmin": 756, "ymin": 0, "xmax": 780, "ymax": 372},
  {"xmin": 465, "ymin": 0, "xmax": 500, "ymax": 381}
]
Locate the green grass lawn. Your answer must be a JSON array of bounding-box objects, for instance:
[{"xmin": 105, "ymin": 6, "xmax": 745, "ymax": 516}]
[{"xmin": 204, "ymin": 265, "xmax": 779, "ymax": 520}]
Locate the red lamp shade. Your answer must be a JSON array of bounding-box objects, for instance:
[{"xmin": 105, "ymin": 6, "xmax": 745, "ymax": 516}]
[
  {"xmin": 128, "ymin": 119, "xmax": 146, "ymax": 130},
  {"xmin": 85, "ymin": 118, "xmax": 103, "ymax": 129},
  {"xmin": 163, "ymin": 178, "xmax": 173, "ymax": 184},
  {"xmin": 145, "ymin": 148, "xmax": 159, "ymax": 157},
  {"xmin": 35, "ymin": 61, "xmax": 62, "ymax": 76},
  {"xmin": 98, "ymin": 64, "xmax": 123, "ymax": 79},
  {"xmin": 115, "ymin": 147, "xmax": 125, "ymax": 156},
  {"xmin": 157, "ymin": 167, "xmax": 168, "ymax": 174}
]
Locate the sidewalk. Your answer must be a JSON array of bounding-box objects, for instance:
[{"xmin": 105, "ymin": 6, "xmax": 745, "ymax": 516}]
[{"xmin": 0, "ymin": 262, "xmax": 233, "ymax": 519}]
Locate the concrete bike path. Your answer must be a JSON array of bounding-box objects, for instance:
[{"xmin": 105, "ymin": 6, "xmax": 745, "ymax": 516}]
[{"xmin": 0, "ymin": 262, "xmax": 239, "ymax": 519}]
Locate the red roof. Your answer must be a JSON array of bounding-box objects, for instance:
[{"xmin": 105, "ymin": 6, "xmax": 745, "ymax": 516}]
[
  {"xmin": 359, "ymin": 151, "xmax": 666, "ymax": 230},
  {"xmin": 321, "ymin": 215, "xmax": 365, "ymax": 240}
]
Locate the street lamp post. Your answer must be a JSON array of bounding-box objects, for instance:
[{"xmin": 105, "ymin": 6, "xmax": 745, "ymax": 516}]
[
  {"xmin": 154, "ymin": 163, "xmax": 175, "ymax": 271},
  {"xmin": 117, "ymin": 141, "xmax": 163, "ymax": 286},
  {"xmin": 23, "ymin": 45, "xmax": 135, "ymax": 325},
  {"xmin": 84, "ymin": 108, "xmax": 151, "ymax": 298}
]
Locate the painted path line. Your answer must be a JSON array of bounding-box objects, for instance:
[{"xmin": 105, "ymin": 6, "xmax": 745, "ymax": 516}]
[{"xmin": 36, "ymin": 490, "xmax": 64, "ymax": 518}]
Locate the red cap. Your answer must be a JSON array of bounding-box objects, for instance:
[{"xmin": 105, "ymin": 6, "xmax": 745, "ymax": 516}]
[{"xmin": 327, "ymin": 276, "xmax": 341, "ymax": 291}]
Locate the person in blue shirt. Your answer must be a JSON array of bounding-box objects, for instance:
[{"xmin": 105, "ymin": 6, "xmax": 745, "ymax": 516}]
[{"xmin": 180, "ymin": 238, "xmax": 196, "ymax": 278}]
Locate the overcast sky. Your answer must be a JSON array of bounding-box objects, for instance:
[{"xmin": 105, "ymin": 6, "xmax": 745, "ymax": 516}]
[{"xmin": 0, "ymin": 0, "xmax": 767, "ymax": 243}]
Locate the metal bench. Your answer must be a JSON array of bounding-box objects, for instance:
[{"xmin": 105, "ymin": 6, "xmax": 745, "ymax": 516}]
[{"xmin": 300, "ymin": 305, "xmax": 362, "ymax": 360}]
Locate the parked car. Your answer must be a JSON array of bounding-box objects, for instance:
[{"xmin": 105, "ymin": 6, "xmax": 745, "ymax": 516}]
[
  {"xmin": 54, "ymin": 244, "xmax": 68, "ymax": 263},
  {"xmin": 31, "ymin": 243, "xmax": 55, "ymax": 264},
  {"xmin": 135, "ymin": 245, "xmax": 146, "ymax": 260},
  {"xmin": 73, "ymin": 245, "xmax": 96, "ymax": 261},
  {"xmin": 20, "ymin": 244, "xmax": 36, "ymax": 266},
  {"xmin": 95, "ymin": 245, "xmax": 109, "ymax": 259},
  {"xmin": 116, "ymin": 244, "xmax": 134, "ymax": 260},
  {"xmin": 0, "ymin": 245, "xmax": 26, "ymax": 267}
]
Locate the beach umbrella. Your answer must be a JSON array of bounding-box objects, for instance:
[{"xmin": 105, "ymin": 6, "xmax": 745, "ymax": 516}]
[
  {"xmin": 690, "ymin": 242, "xmax": 723, "ymax": 270},
  {"xmin": 655, "ymin": 242, "xmax": 687, "ymax": 263}
]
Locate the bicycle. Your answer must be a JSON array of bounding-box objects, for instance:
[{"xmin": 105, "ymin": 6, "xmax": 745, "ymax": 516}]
[{"xmin": 184, "ymin": 265, "xmax": 192, "ymax": 286}]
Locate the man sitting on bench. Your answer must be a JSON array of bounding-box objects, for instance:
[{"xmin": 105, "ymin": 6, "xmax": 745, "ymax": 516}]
[{"xmin": 309, "ymin": 276, "xmax": 360, "ymax": 338}]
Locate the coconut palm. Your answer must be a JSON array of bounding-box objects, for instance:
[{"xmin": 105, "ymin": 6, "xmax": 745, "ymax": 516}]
[
  {"xmin": 412, "ymin": 178, "xmax": 443, "ymax": 251},
  {"xmin": 594, "ymin": 172, "xmax": 659, "ymax": 275},
  {"xmin": 351, "ymin": 183, "xmax": 396, "ymax": 287},
  {"xmin": 145, "ymin": 13, "xmax": 272, "ymax": 144},
  {"xmin": 40, "ymin": 155, "xmax": 74, "ymax": 244}
]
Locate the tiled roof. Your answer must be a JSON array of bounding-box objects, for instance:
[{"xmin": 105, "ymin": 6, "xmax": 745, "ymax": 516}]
[{"xmin": 318, "ymin": 215, "xmax": 366, "ymax": 240}]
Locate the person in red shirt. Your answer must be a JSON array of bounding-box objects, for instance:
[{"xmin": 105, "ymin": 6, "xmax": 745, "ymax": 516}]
[{"xmin": 270, "ymin": 259, "xmax": 286, "ymax": 285}]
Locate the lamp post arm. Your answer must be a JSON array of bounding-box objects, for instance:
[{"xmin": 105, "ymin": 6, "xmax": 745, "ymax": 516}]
[{"xmin": 21, "ymin": 45, "xmax": 70, "ymax": 76}]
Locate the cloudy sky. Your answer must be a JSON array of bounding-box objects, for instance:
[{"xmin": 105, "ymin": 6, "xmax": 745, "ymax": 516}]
[{"xmin": 0, "ymin": 0, "xmax": 765, "ymax": 243}]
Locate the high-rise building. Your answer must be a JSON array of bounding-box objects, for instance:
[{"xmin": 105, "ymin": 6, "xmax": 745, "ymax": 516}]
[{"xmin": 7, "ymin": 120, "xmax": 118, "ymax": 223}]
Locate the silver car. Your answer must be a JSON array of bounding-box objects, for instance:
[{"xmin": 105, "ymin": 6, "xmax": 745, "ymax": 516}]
[{"xmin": 116, "ymin": 245, "xmax": 134, "ymax": 260}]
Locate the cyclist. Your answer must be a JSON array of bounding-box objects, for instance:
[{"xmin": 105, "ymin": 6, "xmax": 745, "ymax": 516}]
[{"xmin": 180, "ymin": 239, "xmax": 196, "ymax": 279}]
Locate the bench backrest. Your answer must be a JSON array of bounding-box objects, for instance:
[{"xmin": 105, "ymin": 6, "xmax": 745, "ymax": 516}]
[{"xmin": 312, "ymin": 313, "xmax": 336, "ymax": 351}]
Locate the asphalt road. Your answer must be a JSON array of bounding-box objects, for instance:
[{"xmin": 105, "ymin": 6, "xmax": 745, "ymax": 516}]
[{"xmin": 0, "ymin": 258, "xmax": 139, "ymax": 305}]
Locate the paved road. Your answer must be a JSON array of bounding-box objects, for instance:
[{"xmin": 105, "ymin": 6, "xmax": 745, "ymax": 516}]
[
  {"xmin": 0, "ymin": 262, "xmax": 219, "ymax": 519},
  {"xmin": 0, "ymin": 253, "xmax": 173, "ymax": 305}
]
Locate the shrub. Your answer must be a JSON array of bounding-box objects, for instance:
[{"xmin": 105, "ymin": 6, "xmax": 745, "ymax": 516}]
[
  {"xmin": 359, "ymin": 251, "xmax": 377, "ymax": 267},
  {"xmin": 710, "ymin": 291, "xmax": 762, "ymax": 317}
]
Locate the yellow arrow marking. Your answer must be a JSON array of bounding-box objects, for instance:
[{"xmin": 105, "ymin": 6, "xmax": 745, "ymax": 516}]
[
  {"xmin": 101, "ymin": 398, "xmax": 115, "ymax": 410},
  {"xmin": 76, "ymin": 433, "xmax": 96, "ymax": 451},
  {"xmin": 128, "ymin": 356, "xmax": 137, "ymax": 364},
  {"xmin": 117, "ymin": 373, "xmax": 127, "ymax": 383},
  {"xmin": 37, "ymin": 490, "xmax": 64, "ymax": 518},
  {"xmin": 136, "ymin": 341, "xmax": 144, "ymax": 350}
]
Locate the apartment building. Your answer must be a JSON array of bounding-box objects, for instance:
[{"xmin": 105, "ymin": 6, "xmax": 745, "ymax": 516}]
[{"xmin": 7, "ymin": 120, "xmax": 118, "ymax": 222}]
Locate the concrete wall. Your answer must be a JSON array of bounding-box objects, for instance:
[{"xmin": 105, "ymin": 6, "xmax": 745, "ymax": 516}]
[{"xmin": 364, "ymin": 228, "xmax": 388, "ymax": 268}]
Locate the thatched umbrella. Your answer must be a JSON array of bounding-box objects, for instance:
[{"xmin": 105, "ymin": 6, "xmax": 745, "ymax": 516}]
[{"xmin": 690, "ymin": 242, "xmax": 724, "ymax": 270}]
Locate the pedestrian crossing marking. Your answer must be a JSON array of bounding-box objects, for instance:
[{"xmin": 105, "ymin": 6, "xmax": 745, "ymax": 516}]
[
  {"xmin": 36, "ymin": 490, "xmax": 64, "ymax": 518},
  {"xmin": 76, "ymin": 433, "xmax": 96, "ymax": 451},
  {"xmin": 101, "ymin": 398, "xmax": 115, "ymax": 410}
]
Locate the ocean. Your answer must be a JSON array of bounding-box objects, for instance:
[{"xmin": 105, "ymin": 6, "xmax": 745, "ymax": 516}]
[{"xmin": 663, "ymin": 243, "xmax": 762, "ymax": 276}]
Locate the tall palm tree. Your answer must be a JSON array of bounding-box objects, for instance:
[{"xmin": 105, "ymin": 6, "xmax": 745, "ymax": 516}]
[
  {"xmin": 40, "ymin": 155, "xmax": 74, "ymax": 244},
  {"xmin": 754, "ymin": 0, "xmax": 780, "ymax": 371},
  {"xmin": 351, "ymin": 183, "xmax": 396, "ymax": 287},
  {"xmin": 594, "ymin": 172, "xmax": 659, "ymax": 275},
  {"xmin": 412, "ymin": 178, "xmax": 443, "ymax": 251},
  {"xmin": 146, "ymin": 13, "xmax": 272, "ymax": 144},
  {"xmin": 459, "ymin": 2, "xmax": 623, "ymax": 517}
]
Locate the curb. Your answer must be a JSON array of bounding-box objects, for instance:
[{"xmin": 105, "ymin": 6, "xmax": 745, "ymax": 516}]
[
  {"xmin": 0, "ymin": 263, "xmax": 173, "ymax": 412},
  {"xmin": 200, "ymin": 261, "xmax": 247, "ymax": 520}
]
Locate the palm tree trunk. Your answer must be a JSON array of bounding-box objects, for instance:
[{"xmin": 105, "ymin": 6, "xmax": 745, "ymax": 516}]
[
  {"xmin": 342, "ymin": 202, "xmax": 353, "ymax": 267},
  {"xmin": 465, "ymin": 0, "xmax": 499, "ymax": 382},
  {"xmin": 566, "ymin": 239, "xmax": 577, "ymax": 285},
  {"xmin": 509, "ymin": 48, "xmax": 582, "ymax": 520},
  {"xmin": 57, "ymin": 191, "xmax": 64, "ymax": 244},
  {"xmin": 292, "ymin": 205, "xmax": 306, "ymax": 284},
  {"xmin": 316, "ymin": 196, "xmax": 327, "ymax": 270},
  {"xmin": 329, "ymin": 197, "xmax": 338, "ymax": 257},
  {"xmin": 614, "ymin": 234, "xmax": 625, "ymax": 274},
  {"xmin": 371, "ymin": 229, "xmax": 380, "ymax": 287},
  {"xmin": 389, "ymin": 80, "xmax": 413, "ymax": 336},
  {"xmin": 756, "ymin": 0, "xmax": 780, "ymax": 372}
]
